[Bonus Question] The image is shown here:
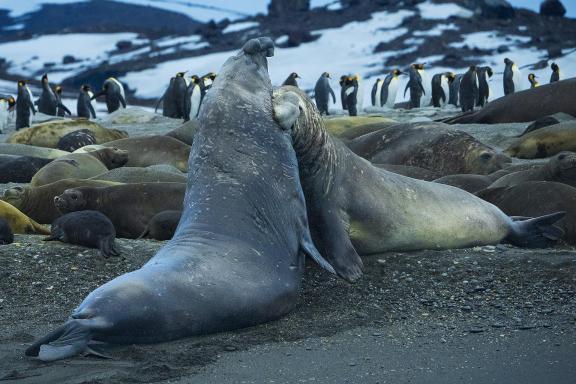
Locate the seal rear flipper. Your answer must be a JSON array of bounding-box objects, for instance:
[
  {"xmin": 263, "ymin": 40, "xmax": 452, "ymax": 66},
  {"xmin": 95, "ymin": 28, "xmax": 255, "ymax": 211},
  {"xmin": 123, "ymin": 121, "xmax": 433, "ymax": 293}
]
[
  {"xmin": 25, "ymin": 320, "xmax": 92, "ymax": 361},
  {"xmin": 506, "ymin": 212, "xmax": 566, "ymax": 248},
  {"xmin": 300, "ymin": 231, "xmax": 336, "ymax": 276}
]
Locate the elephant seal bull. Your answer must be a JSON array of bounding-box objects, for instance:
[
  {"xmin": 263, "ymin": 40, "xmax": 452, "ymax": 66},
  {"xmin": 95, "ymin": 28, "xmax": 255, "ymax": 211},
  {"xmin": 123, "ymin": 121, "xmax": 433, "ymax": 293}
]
[
  {"xmin": 272, "ymin": 86, "xmax": 565, "ymax": 281},
  {"xmin": 26, "ymin": 37, "xmax": 333, "ymax": 362}
]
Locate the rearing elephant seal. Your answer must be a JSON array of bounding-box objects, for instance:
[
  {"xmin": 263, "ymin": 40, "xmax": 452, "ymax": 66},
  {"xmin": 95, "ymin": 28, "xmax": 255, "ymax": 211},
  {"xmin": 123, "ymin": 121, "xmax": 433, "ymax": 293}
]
[
  {"xmin": 272, "ymin": 86, "xmax": 564, "ymax": 281},
  {"xmin": 26, "ymin": 37, "xmax": 333, "ymax": 361}
]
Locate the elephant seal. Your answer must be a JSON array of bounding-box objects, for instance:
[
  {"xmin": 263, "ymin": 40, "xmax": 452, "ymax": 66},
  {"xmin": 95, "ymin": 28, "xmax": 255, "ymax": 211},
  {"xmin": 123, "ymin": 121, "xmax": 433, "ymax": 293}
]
[
  {"xmin": 443, "ymin": 79, "xmax": 576, "ymax": 124},
  {"xmin": 323, "ymin": 116, "xmax": 397, "ymax": 140},
  {"xmin": 0, "ymin": 156, "xmax": 53, "ymax": 183},
  {"xmin": 272, "ymin": 86, "xmax": 564, "ymax": 280},
  {"xmin": 45, "ymin": 211, "xmax": 119, "ymax": 258},
  {"xmin": 517, "ymin": 112, "xmax": 575, "ymax": 137},
  {"xmin": 57, "ymin": 129, "xmax": 97, "ymax": 152},
  {"xmin": 477, "ymin": 181, "xmax": 576, "ymax": 244},
  {"xmin": 54, "ymin": 183, "xmax": 186, "ymax": 238},
  {"xmin": 165, "ymin": 119, "xmax": 197, "ymax": 145},
  {"xmin": 373, "ymin": 164, "xmax": 440, "ymax": 181},
  {"xmin": 0, "ymin": 218, "xmax": 14, "ymax": 245},
  {"xmin": 0, "ymin": 200, "xmax": 50, "ymax": 235},
  {"xmin": 138, "ymin": 210, "xmax": 182, "ymax": 240},
  {"xmin": 2, "ymin": 179, "xmax": 118, "ymax": 224},
  {"xmin": 505, "ymin": 121, "xmax": 576, "ymax": 159},
  {"xmin": 0, "ymin": 143, "xmax": 68, "ymax": 159},
  {"xmin": 26, "ymin": 37, "xmax": 332, "ymax": 362},
  {"xmin": 7, "ymin": 120, "xmax": 128, "ymax": 148},
  {"xmin": 30, "ymin": 147, "xmax": 128, "ymax": 187},
  {"xmin": 89, "ymin": 167, "xmax": 187, "ymax": 184},
  {"xmin": 488, "ymin": 152, "xmax": 576, "ymax": 189},
  {"xmin": 346, "ymin": 122, "xmax": 511, "ymax": 177},
  {"xmin": 100, "ymin": 136, "xmax": 190, "ymax": 172},
  {"xmin": 433, "ymin": 174, "xmax": 493, "ymax": 193}
]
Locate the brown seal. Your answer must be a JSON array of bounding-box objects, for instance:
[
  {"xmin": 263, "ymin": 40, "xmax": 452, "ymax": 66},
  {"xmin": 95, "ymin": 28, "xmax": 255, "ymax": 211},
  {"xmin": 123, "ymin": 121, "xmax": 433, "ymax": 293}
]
[
  {"xmin": 505, "ymin": 121, "xmax": 576, "ymax": 159},
  {"xmin": 0, "ymin": 200, "xmax": 50, "ymax": 235}
]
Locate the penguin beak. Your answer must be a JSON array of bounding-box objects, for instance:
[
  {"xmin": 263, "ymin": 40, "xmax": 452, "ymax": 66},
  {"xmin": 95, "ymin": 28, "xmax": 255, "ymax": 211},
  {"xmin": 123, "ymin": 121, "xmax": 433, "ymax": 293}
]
[{"xmin": 91, "ymin": 90, "xmax": 105, "ymax": 100}]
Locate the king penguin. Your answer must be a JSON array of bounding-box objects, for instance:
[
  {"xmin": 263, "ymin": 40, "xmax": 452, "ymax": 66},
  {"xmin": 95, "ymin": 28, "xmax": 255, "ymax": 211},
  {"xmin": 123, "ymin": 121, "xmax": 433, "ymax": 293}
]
[
  {"xmin": 16, "ymin": 80, "xmax": 36, "ymax": 130},
  {"xmin": 186, "ymin": 75, "xmax": 202, "ymax": 120},
  {"xmin": 380, "ymin": 69, "xmax": 402, "ymax": 109},
  {"xmin": 416, "ymin": 64, "xmax": 431, "ymax": 106},
  {"xmin": 282, "ymin": 72, "xmax": 300, "ymax": 88},
  {"xmin": 503, "ymin": 58, "xmax": 522, "ymax": 95},
  {"xmin": 314, "ymin": 72, "xmax": 336, "ymax": 116},
  {"xmin": 371, "ymin": 78, "xmax": 383, "ymax": 107},
  {"xmin": 431, "ymin": 72, "xmax": 451, "ymax": 108},
  {"xmin": 459, "ymin": 65, "xmax": 479, "ymax": 112},
  {"xmin": 405, "ymin": 64, "xmax": 426, "ymax": 109},
  {"xmin": 155, "ymin": 77, "xmax": 177, "ymax": 118},
  {"xmin": 449, "ymin": 74, "xmax": 463, "ymax": 106},
  {"xmin": 173, "ymin": 72, "xmax": 188, "ymax": 120},
  {"xmin": 92, "ymin": 78, "xmax": 126, "ymax": 113},
  {"xmin": 476, "ymin": 66, "xmax": 493, "ymax": 107},
  {"xmin": 345, "ymin": 76, "xmax": 360, "ymax": 116},
  {"xmin": 55, "ymin": 86, "xmax": 71, "ymax": 117},
  {"xmin": 528, "ymin": 73, "xmax": 540, "ymax": 88},
  {"xmin": 36, "ymin": 74, "xmax": 58, "ymax": 116},
  {"xmin": 77, "ymin": 85, "xmax": 96, "ymax": 119},
  {"xmin": 339, "ymin": 75, "xmax": 349, "ymax": 111},
  {"xmin": 0, "ymin": 94, "xmax": 15, "ymax": 133},
  {"xmin": 550, "ymin": 63, "xmax": 561, "ymax": 83}
]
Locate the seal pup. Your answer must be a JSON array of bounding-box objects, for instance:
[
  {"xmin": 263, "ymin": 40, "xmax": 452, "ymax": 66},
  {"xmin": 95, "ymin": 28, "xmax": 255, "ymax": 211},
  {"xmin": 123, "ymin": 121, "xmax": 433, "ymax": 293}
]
[
  {"xmin": 0, "ymin": 218, "xmax": 14, "ymax": 245},
  {"xmin": 459, "ymin": 65, "xmax": 479, "ymax": 112},
  {"xmin": 476, "ymin": 66, "xmax": 493, "ymax": 107},
  {"xmin": 57, "ymin": 129, "xmax": 97, "ymax": 152},
  {"xmin": 138, "ymin": 210, "xmax": 182, "ymax": 241},
  {"xmin": 0, "ymin": 156, "xmax": 52, "ymax": 183},
  {"xmin": 0, "ymin": 94, "xmax": 15, "ymax": 133},
  {"xmin": 314, "ymin": 72, "xmax": 336, "ymax": 115},
  {"xmin": 550, "ymin": 63, "xmax": 561, "ymax": 83},
  {"xmin": 77, "ymin": 85, "xmax": 96, "ymax": 119},
  {"xmin": 380, "ymin": 69, "xmax": 402, "ymax": 108},
  {"xmin": 273, "ymin": 86, "xmax": 565, "ymax": 280},
  {"xmin": 25, "ymin": 37, "xmax": 333, "ymax": 362},
  {"xmin": 0, "ymin": 143, "xmax": 68, "ymax": 159},
  {"xmin": 282, "ymin": 72, "xmax": 300, "ymax": 87},
  {"xmin": 16, "ymin": 80, "xmax": 36, "ymax": 130},
  {"xmin": 517, "ymin": 112, "xmax": 575, "ymax": 137},
  {"xmin": 92, "ymin": 78, "xmax": 126, "ymax": 113},
  {"xmin": 44, "ymin": 210, "xmax": 119, "ymax": 258}
]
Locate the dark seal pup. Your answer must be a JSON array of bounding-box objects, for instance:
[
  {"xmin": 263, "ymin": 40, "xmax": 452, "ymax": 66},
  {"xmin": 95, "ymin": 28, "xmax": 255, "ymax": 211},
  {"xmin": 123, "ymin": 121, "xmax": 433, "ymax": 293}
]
[
  {"xmin": 138, "ymin": 210, "xmax": 182, "ymax": 241},
  {"xmin": 0, "ymin": 156, "xmax": 52, "ymax": 183},
  {"xmin": 44, "ymin": 210, "xmax": 119, "ymax": 258},
  {"xmin": 25, "ymin": 37, "xmax": 334, "ymax": 362},
  {"xmin": 57, "ymin": 129, "xmax": 97, "ymax": 152},
  {"xmin": 0, "ymin": 218, "xmax": 14, "ymax": 245}
]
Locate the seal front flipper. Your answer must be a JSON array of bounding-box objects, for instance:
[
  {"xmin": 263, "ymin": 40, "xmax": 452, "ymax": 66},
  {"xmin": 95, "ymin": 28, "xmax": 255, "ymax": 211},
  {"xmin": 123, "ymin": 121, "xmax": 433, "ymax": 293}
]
[
  {"xmin": 506, "ymin": 212, "xmax": 566, "ymax": 248},
  {"xmin": 272, "ymin": 89, "xmax": 301, "ymax": 131},
  {"xmin": 25, "ymin": 320, "xmax": 92, "ymax": 361}
]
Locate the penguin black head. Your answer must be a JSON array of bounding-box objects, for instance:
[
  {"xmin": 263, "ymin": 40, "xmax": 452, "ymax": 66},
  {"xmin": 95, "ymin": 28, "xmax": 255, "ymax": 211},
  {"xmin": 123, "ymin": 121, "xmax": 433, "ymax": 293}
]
[
  {"xmin": 176, "ymin": 72, "xmax": 186, "ymax": 78},
  {"xmin": 551, "ymin": 63, "xmax": 559, "ymax": 72},
  {"xmin": 204, "ymin": 72, "xmax": 217, "ymax": 81},
  {"xmin": 528, "ymin": 73, "xmax": 538, "ymax": 82},
  {"xmin": 55, "ymin": 86, "xmax": 62, "ymax": 94},
  {"xmin": 469, "ymin": 65, "xmax": 477, "ymax": 72},
  {"xmin": 190, "ymin": 75, "xmax": 200, "ymax": 83},
  {"xmin": 486, "ymin": 67, "xmax": 494, "ymax": 77},
  {"xmin": 504, "ymin": 58, "xmax": 513, "ymax": 65},
  {"xmin": 41, "ymin": 74, "xmax": 48, "ymax": 83},
  {"xmin": 323, "ymin": 72, "xmax": 331, "ymax": 78},
  {"xmin": 339, "ymin": 75, "xmax": 347, "ymax": 86},
  {"xmin": 413, "ymin": 63, "xmax": 425, "ymax": 70},
  {"xmin": 17, "ymin": 80, "xmax": 26, "ymax": 87},
  {"xmin": 82, "ymin": 84, "xmax": 91, "ymax": 92},
  {"xmin": 289, "ymin": 72, "xmax": 300, "ymax": 80},
  {"xmin": 446, "ymin": 72, "xmax": 456, "ymax": 82},
  {"xmin": 8, "ymin": 96, "xmax": 16, "ymax": 109}
]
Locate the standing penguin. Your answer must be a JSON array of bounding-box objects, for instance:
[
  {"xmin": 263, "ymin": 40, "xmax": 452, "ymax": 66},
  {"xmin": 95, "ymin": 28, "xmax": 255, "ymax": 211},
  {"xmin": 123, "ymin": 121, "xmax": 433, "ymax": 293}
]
[
  {"xmin": 380, "ymin": 69, "xmax": 402, "ymax": 109},
  {"xmin": 77, "ymin": 85, "xmax": 96, "ymax": 119},
  {"xmin": 16, "ymin": 80, "xmax": 36, "ymax": 130},
  {"xmin": 92, "ymin": 78, "xmax": 126, "ymax": 113},
  {"xmin": 282, "ymin": 72, "xmax": 300, "ymax": 88},
  {"xmin": 431, "ymin": 73, "xmax": 451, "ymax": 108},
  {"xmin": 476, "ymin": 66, "xmax": 493, "ymax": 107},
  {"xmin": 173, "ymin": 72, "xmax": 188, "ymax": 120},
  {"xmin": 314, "ymin": 72, "xmax": 336, "ymax": 115},
  {"xmin": 404, "ymin": 64, "xmax": 426, "ymax": 109},
  {"xmin": 55, "ymin": 86, "xmax": 71, "ymax": 117},
  {"xmin": 528, "ymin": 73, "xmax": 540, "ymax": 88},
  {"xmin": 550, "ymin": 63, "xmax": 561, "ymax": 83},
  {"xmin": 415, "ymin": 64, "xmax": 431, "ymax": 106},
  {"xmin": 503, "ymin": 58, "xmax": 522, "ymax": 95},
  {"xmin": 345, "ymin": 76, "xmax": 359, "ymax": 116},
  {"xmin": 155, "ymin": 77, "xmax": 178, "ymax": 118},
  {"xmin": 371, "ymin": 78, "xmax": 382, "ymax": 107},
  {"xmin": 198, "ymin": 72, "xmax": 216, "ymax": 111},
  {"xmin": 186, "ymin": 75, "xmax": 202, "ymax": 120},
  {"xmin": 36, "ymin": 74, "xmax": 58, "ymax": 116},
  {"xmin": 339, "ymin": 75, "xmax": 349, "ymax": 111},
  {"xmin": 0, "ymin": 94, "xmax": 16, "ymax": 133},
  {"xmin": 449, "ymin": 74, "xmax": 463, "ymax": 106},
  {"xmin": 459, "ymin": 65, "xmax": 479, "ymax": 112}
]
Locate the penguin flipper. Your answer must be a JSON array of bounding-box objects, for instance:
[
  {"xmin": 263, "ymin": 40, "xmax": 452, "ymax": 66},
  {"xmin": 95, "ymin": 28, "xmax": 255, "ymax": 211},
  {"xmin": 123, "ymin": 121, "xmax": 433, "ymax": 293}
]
[
  {"xmin": 440, "ymin": 88, "xmax": 446, "ymax": 103},
  {"xmin": 29, "ymin": 101, "xmax": 36, "ymax": 114},
  {"xmin": 329, "ymin": 87, "xmax": 336, "ymax": 104},
  {"xmin": 404, "ymin": 83, "xmax": 409, "ymax": 98},
  {"xmin": 119, "ymin": 94, "xmax": 127, "ymax": 109},
  {"xmin": 88, "ymin": 103, "xmax": 96, "ymax": 119},
  {"xmin": 59, "ymin": 103, "xmax": 72, "ymax": 115},
  {"xmin": 420, "ymin": 82, "xmax": 426, "ymax": 95}
]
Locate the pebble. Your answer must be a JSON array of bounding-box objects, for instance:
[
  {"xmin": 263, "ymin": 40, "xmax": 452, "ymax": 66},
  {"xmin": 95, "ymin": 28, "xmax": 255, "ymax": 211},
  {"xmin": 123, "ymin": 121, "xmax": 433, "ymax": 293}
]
[{"xmin": 469, "ymin": 327, "xmax": 484, "ymax": 334}]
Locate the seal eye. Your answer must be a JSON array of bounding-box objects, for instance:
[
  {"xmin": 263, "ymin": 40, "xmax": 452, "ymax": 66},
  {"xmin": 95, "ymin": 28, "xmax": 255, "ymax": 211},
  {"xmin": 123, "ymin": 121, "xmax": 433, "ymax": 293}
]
[
  {"xmin": 479, "ymin": 152, "xmax": 493, "ymax": 161},
  {"xmin": 558, "ymin": 154, "xmax": 566, "ymax": 160}
]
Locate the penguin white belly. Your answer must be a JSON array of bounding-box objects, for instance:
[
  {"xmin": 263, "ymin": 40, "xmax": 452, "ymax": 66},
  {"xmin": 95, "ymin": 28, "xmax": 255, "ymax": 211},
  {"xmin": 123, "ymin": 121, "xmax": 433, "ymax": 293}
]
[
  {"xmin": 512, "ymin": 65, "xmax": 523, "ymax": 92},
  {"xmin": 0, "ymin": 100, "xmax": 8, "ymax": 133},
  {"xmin": 386, "ymin": 78, "xmax": 399, "ymax": 108},
  {"xmin": 375, "ymin": 81, "xmax": 383, "ymax": 107},
  {"xmin": 356, "ymin": 79, "xmax": 364, "ymax": 112},
  {"xmin": 110, "ymin": 78, "xmax": 126, "ymax": 107},
  {"xmin": 190, "ymin": 85, "xmax": 201, "ymax": 118},
  {"xmin": 440, "ymin": 76, "xmax": 449, "ymax": 107},
  {"xmin": 558, "ymin": 71, "xmax": 563, "ymax": 81},
  {"xmin": 485, "ymin": 72, "xmax": 492, "ymax": 102},
  {"xmin": 419, "ymin": 70, "xmax": 431, "ymax": 107},
  {"xmin": 26, "ymin": 86, "xmax": 34, "ymax": 103},
  {"xmin": 88, "ymin": 91, "xmax": 96, "ymax": 109}
]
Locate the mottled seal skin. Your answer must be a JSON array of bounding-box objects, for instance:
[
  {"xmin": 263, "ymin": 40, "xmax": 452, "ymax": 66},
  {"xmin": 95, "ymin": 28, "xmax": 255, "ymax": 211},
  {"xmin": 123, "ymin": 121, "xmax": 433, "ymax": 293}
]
[
  {"xmin": 45, "ymin": 210, "xmax": 119, "ymax": 258},
  {"xmin": 0, "ymin": 200, "xmax": 50, "ymax": 235},
  {"xmin": 138, "ymin": 210, "xmax": 182, "ymax": 240},
  {"xmin": 433, "ymin": 174, "xmax": 493, "ymax": 193},
  {"xmin": 101, "ymin": 136, "xmax": 190, "ymax": 172},
  {"xmin": 2, "ymin": 179, "xmax": 118, "ymax": 224},
  {"xmin": 26, "ymin": 37, "xmax": 332, "ymax": 362},
  {"xmin": 444, "ymin": 78, "xmax": 576, "ymax": 124},
  {"xmin": 0, "ymin": 156, "xmax": 53, "ymax": 183},
  {"xmin": 54, "ymin": 183, "xmax": 186, "ymax": 238},
  {"xmin": 0, "ymin": 218, "xmax": 14, "ymax": 245},
  {"xmin": 505, "ymin": 121, "xmax": 576, "ymax": 159},
  {"xmin": 57, "ymin": 129, "xmax": 97, "ymax": 152},
  {"xmin": 488, "ymin": 152, "xmax": 576, "ymax": 189},
  {"xmin": 346, "ymin": 122, "xmax": 511, "ymax": 177},
  {"xmin": 30, "ymin": 147, "xmax": 128, "ymax": 187},
  {"xmin": 272, "ymin": 86, "xmax": 563, "ymax": 281}
]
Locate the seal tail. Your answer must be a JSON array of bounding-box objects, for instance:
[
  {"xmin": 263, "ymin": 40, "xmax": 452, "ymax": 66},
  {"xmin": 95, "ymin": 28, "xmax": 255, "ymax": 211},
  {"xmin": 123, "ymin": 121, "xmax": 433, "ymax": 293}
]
[
  {"xmin": 136, "ymin": 226, "xmax": 149, "ymax": 240},
  {"xmin": 25, "ymin": 320, "xmax": 92, "ymax": 362},
  {"xmin": 99, "ymin": 237, "xmax": 120, "ymax": 258},
  {"xmin": 506, "ymin": 212, "xmax": 566, "ymax": 248}
]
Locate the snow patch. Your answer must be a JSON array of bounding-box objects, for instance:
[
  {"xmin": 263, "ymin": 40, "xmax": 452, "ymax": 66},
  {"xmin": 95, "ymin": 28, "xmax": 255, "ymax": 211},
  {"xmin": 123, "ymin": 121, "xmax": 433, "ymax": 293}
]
[
  {"xmin": 450, "ymin": 32, "xmax": 531, "ymax": 50},
  {"xmin": 417, "ymin": 1, "xmax": 474, "ymax": 20},
  {"xmin": 413, "ymin": 23, "xmax": 459, "ymax": 37},
  {"xmin": 223, "ymin": 21, "xmax": 260, "ymax": 34}
]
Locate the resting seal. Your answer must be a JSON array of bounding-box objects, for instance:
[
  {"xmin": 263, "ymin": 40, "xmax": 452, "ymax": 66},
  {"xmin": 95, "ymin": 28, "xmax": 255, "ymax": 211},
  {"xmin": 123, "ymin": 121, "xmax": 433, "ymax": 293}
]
[
  {"xmin": 45, "ymin": 211, "xmax": 119, "ymax": 258},
  {"xmin": 30, "ymin": 147, "xmax": 128, "ymax": 187},
  {"xmin": 2, "ymin": 179, "xmax": 118, "ymax": 224},
  {"xmin": 505, "ymin": 121, "xmax": 576, "ymax": 159},
  {"xmin": 323, "ymin": 116, "xmax": 397, "ymax": 141},
  {"xmin": 444, "ymin": 79, "xmax": 576, "ymax": 124},
  {"xmin": 26, "ymin": 37, "xmax": 332, "ymax": 361},
  {"xmin": 273, "ymin": 86, "xmax": 564, "ymax": 280},
  {"xmin": 0, "ymin": 218, "xmax": 14, "ymax": 245},
  {"xmin": 0, "ymin": 143, "xmax": 68, "ymax": 159},
  {"xmin": 57, "ymin": 129, "xmax": 97, "ymax": 152},
  {"xmin": 0, "ymin": 156, "xmax": 53, "ymax": 183},
  {"xmin": 433, "ymin": 174, "xmax": 494, "ymax": 193},
  {"xmin": 138, "ymin": 210, "xmax": 182, "ymax": 240},
  {"xmin": 89, "ymin": 167, "xmax": 187, "ymax": 184},
  {"xmin": 0, "ymin": 200, "xmax": 50, "ymax": 235},
  {"xmin": 165, "ymin": 119, "xmax": 197, "ymax": 145},
  {"xmin": 346, "ymin": 122, "xmax": 510, "ymax": 177}
]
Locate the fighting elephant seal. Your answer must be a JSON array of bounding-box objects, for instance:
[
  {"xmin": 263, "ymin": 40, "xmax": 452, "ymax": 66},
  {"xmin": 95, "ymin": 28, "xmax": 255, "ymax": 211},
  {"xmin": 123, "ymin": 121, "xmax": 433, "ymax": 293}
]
[
  {"xmin": 0, "ymin": 200, "xmax": 50, "ymax": 235},
  {"xmin": 30, "ymin": 147, "xmax": 128, "ymax": 187},
  {"xmin": 273, "ymin": 86, "xmax": 564, "ymax": 280},
  {"xmin": 346, "ymin": 122, "xmax": 510, "ymax": 177},
  {"xmin": 2, "ymin": 179, "xmax": 118, "ymax": 224},
  {"xmin": 7, "ymin": 120, "xmax": 128, "ymax": 148},
  {"xmin": 54, "ymin": 183, "xmax": 186, "ymax": 238},
  {"xmin": 26, "ymin": 37, "xmax": 333, "ymax": 362},
  {"xmin": 505, "ymin": 121, "xmax": 576, "ymax": 159},
  {"xmin": 443, "ymin": 79, "xmax": 576, "ymax": 124},
  {"xmin": 488, "ymin": 152, "xmax": 576, "ymax": 189}
]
